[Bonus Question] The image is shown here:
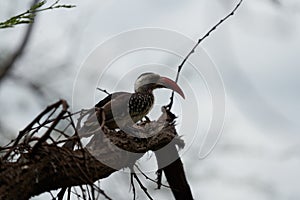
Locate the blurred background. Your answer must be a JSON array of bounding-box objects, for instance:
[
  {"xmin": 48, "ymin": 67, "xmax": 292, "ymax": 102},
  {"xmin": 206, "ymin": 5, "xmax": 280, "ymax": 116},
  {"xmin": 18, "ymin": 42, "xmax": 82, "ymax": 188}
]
[{"xmin": 1, "ymin": 0, "xmax": 300, "ymax": 199}]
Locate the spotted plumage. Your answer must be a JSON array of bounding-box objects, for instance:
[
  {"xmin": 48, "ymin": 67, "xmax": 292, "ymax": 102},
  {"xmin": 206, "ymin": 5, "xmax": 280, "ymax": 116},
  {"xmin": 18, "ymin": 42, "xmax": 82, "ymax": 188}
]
[{"xmin": 129, "ymin": 92, "xmax": 154, "ymax": 123}]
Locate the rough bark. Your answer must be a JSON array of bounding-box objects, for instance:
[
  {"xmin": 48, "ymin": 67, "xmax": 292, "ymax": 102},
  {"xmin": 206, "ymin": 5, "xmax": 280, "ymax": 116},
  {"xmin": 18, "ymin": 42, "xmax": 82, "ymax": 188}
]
[
  {"xmin": 155, "ymin": 144, "xmax": 194, "ymax": 200},
  {"xmin": 0, "ymin": 106, "xmax": 184, "ymax": 200},
  {"xmin": 0, "ymin": 100, "xmax": 193, "ymax": 200}
]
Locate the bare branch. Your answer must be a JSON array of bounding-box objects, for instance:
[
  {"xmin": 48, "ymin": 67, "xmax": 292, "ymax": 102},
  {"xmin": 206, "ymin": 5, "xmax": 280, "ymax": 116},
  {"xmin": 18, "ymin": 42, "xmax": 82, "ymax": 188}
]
[
  {"xmin": 0, "ymin": 100, "xmax": 181, "ymax": 199},
  {"xmin": 0, "ymin": 0, "xmax": 39, "ymax": 85},
  {"xmin": 0, "ymin": 0, "xmax": 75, "ymax": 85},
  {"xmin": 97, "ymin": 87, "xmax": 111, "ymax": 95},
  {"xmin": 0, "ymin": 0, "xmax": 75, "ymax": 29},
  {"xmin": 131, "ymin": 170, "xmax": 154, "ymax": 200},
  {"xmin": 134, "ymin": 165, "xmax": 171, "ymax": 189},
  {"xmin": 130, "ymin": 171, "xmax": 137, "ymax": 200},
  {"xmin": 166, "ymin": 0, "xmax": 243, "ymax": 110},
  {"xmin": 31, "ymin": 99, "xmax": 69, "ymax": 153}
]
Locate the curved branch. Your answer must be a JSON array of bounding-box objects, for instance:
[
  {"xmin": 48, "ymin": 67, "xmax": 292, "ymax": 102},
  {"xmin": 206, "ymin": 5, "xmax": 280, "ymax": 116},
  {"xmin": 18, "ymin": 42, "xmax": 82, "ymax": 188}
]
[
  {"xmin": 0, "ymin": 0, "xmax": 39, "ymax": 84},
  {"xmin": 166, "ymin": 0, "xmax": 243, "ymax": 110},
  {"xmin": 0, "ymin": 108, "xmax": 181, "ymax": 199}
]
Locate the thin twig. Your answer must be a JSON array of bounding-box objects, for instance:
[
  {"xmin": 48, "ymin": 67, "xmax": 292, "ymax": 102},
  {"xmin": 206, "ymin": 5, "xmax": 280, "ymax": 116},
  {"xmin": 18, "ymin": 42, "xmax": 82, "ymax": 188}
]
[
  {"xmin": 46, "ymin": 109, "xmax": 87, "ymax": 125},
  {"xmin": 67, "ymin": 187, "xmax": 71, "ymax": 200},
  {"xmin": 132, "ymin": 172, "xmax": 154, "ymax": 200},
  {"xmin": 48, "ymin": 191, "xmax": 55, "ymax": 199},
  {"xmin": 130, "ymin": 172, "xmax": 136, "ymax": 200},
  {"xmin": 91, "ymin": 184, "xmax": 112, "ymax": 200},
  {"xmin": 57, "ymin": 187, "xmax": 66, "ymax": 200},
  {"xmin": 156, "ymin": 169, "xmax": 163, "ymax": 189},
  {"xmin": 134, "ymin": 165, "xmax": 171, "ymax": 189},
  {"xmin": 166, "ymin": 0, "xmax": 243, "ymax": 110},
  {"xmin": 2, "ymin": 99, "xmax": 64, "ymax": 160},
  {"xmin": 86, "ymin": 185, "xmax": 92, "ymax": 200},
  {"xmin": 71, "ymin": 187, "xmax": 82, "ymax": 199},
  {"xmin": 97, "ymin": 87, "xmax": 111, "ymax": 95},
  {"xmin": 31, "ymin": 100, "xmax": 69, "ymax": 154},
  {"xmin": 0, "ymin": 0, "xmax": 39, "ymax": 84},
  {"xmin": 67, "ymin": 111, "xmax": 84, "ymax": 149},
  {"xmin": 79, "ymin": 185, "xmax": 86, "ymax": 200},
  {"xmin": 92, "ymin": 183, "xmax": 113, "ymax": 200},
  {"xmin": 0, "ymin": 0, "xmax": 75, "ymax": 29},
  {"xmin": 95, "ymin": 181, "xmax": 101, "ymax": 200}
]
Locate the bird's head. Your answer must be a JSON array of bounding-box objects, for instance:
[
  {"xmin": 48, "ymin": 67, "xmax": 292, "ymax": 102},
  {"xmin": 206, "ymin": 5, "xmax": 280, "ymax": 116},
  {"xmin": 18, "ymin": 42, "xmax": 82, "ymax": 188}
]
[{"xmin": 134, "ymin": 72, "xmax": 185, "ymax": 99}]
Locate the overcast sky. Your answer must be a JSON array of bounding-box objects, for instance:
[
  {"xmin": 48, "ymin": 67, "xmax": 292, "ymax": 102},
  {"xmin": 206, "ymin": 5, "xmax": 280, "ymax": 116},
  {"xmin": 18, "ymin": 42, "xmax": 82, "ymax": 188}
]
[{"xmin": 1, "ymin": 0, "xmax": 300, "ymax": 199}]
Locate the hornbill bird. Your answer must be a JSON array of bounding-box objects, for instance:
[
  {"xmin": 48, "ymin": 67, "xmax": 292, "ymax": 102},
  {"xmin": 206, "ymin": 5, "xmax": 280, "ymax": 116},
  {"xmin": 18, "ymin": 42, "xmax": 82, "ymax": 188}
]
[
  {"xmin": 63, "ymin": 72, "xmax": 193, "ymax": 200},
  {"xmin": 65, "ymin": 72, "xmax": 185, "ymax": 142},
  {"xmin": 93, "ymin": 72, "xmax": 193, "ymax": 200},
  {"xmin": 94, "ymin": 72, "xmax": 185, "ymax": 131}
]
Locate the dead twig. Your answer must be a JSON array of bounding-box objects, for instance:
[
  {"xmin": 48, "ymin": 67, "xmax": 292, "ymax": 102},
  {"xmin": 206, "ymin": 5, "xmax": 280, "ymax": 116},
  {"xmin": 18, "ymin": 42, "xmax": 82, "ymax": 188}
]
[
  {"xmin": 166, "ymin": 0, "xmax": 243, "ymax": 110},
  {"xmin": 2, "ymin": 99, "xmax": 65, "ymax": 160},
  {"xmin": 0, "ymin": 0, "xmax": 39, "ymax": 84},
  {"xmin": 130, "ymin": 171, "xmax": 137, "ymax": 200},
  {"xmin": 31, "ymin": 99, "xmax": 69, "ymax": 154},
  {"xmin": 131, "ymin": 170, "xmax": 154, "ymax": 200},
  {"xmin": 134, "ymin": 165, "xmax": 171, "ymax": 189},
  {"xmin": 97, "ymin": 87, "xmax": 111, "ymax": 95}
]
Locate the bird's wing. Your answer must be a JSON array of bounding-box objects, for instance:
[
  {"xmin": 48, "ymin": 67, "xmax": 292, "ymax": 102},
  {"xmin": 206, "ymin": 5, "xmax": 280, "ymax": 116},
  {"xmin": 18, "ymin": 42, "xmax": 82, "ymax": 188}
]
[
  {"xmin": 100, "ymin": 92, "xmax": 133, "ymax": 128},
  {"xmin": 78, "ymin": 92, "xmax": 133, "ymax": 134},
  {"xmin": 95, "ymin": 92, "xmax": 131, "ymax": 107}
]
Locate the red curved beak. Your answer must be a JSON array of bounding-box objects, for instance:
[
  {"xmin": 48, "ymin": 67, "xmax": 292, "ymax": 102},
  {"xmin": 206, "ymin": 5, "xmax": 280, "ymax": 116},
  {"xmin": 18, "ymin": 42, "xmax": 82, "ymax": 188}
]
[{"xmin": 157, "ymin": 77, "xmax": 185, "ymax": 99}]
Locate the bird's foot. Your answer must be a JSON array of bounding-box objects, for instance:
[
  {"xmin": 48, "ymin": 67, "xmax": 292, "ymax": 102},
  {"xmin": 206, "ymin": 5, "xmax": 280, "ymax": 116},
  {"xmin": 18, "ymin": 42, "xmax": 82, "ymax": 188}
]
[{"xmin": 143, "ymin": 116, "xmax": 151, "ymax": 122}]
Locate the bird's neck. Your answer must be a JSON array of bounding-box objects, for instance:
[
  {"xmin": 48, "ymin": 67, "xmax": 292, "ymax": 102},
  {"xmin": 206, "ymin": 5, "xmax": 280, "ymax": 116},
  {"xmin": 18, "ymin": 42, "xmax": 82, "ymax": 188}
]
[
  {"xmin": 135, "ymin": 90, "xmax": 154, "ymax": 102},
  {"xmin": 136, "ymin": 89, "xmax": 152, "ymax": 95}
]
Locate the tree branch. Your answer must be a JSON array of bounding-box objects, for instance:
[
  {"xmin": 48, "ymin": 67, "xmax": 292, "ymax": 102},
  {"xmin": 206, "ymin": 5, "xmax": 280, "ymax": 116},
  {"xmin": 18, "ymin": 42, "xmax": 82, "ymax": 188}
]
[
  {"xmin": 0, "ymin": 0, "xmax": 75, "ymax": 29},
  {"xmin": 0, "ymin": 0, "xmax": 75, "ymax": 85},
  {"xmin": 166, "ymin": 0, "xmax": 243, "ymax": 110},
  {"xmin": 0, "ymin": 101, "xmax": 182, "ymax": 199},
  {"xmin": 0, "ymin": 0, "xmax": 39, "ymax": 85}
]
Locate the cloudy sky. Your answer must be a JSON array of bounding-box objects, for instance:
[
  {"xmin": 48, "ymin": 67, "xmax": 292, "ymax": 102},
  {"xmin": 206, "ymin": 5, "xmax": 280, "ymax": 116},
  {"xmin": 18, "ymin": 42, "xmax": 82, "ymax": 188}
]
[{"xmin": 1, "ymin": 0, "xmax": 300, "ymax": 199}]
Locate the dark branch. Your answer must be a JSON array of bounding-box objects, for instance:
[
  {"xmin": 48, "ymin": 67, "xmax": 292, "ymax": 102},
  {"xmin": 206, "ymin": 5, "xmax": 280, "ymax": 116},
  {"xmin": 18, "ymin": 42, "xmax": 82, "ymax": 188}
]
[
  {"xmin": 0, "ymin": 0, "xmax": 39, "ymax": 84},
  {"xmin": 0, "ymin": 100, "xmax": 181, "ymax": 199},
  {"xmin": 97, "ymin": 87, "xmax": 111, "ymax": 95},
  {"xmin": 134, "ymin": 165, "xmax": 171, "ymax": 189},
  {"xmin": 2, "ymin": 99, "xmax": 65, "ymax": 160},
  {"xmin": 155, "ymin": 144, "xmax": 193, "ymax": 200},
  {"xmin": 166, "ymin": 0, "xmax": 243, "ymax": 110},
  {"xmin": 0, "ymin": 0, "xmax": 75, "ymax": 85},
  {"xmin": 130, "ymin": 171, "xmax": 137, "ymax": 200},
  {"xmin": 0, "ymin": 0, "xmax": 75, "ymax": 29},
  {"xmin": 132, "ymin": 171, "xmax": 154, "ymax": 200}
]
